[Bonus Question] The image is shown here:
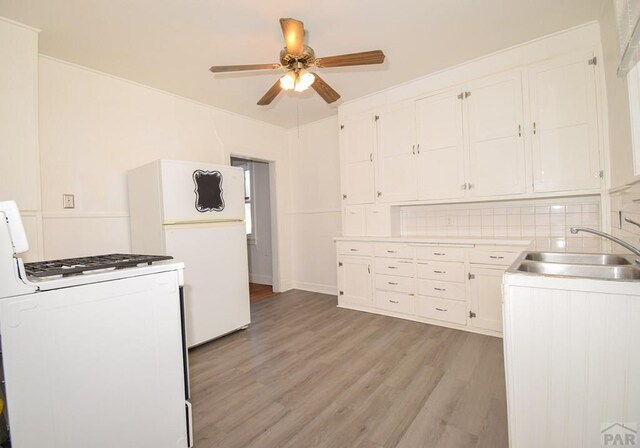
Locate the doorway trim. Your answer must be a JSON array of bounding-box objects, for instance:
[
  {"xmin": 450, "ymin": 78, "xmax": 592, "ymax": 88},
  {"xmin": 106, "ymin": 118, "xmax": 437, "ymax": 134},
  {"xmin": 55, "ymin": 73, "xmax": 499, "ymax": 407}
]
[{"xmin": 229, "ymin": 153, "xmax": 281, "ymax": 293}]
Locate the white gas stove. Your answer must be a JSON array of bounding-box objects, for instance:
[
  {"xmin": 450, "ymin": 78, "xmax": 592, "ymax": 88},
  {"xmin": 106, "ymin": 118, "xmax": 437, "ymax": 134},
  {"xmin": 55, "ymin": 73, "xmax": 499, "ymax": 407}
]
[{"xmin": 0, "ymin": 201, "xmax": 193, "ymax": 448}]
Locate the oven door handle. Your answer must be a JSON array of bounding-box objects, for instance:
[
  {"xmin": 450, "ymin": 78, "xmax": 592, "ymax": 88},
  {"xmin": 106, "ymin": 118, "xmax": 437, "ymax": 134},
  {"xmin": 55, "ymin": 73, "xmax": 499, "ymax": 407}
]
[
  {"xmin": 186, "ymin": 400, "xmax": 193, "ymax": 448},
  {"xmin": 179, "ymin": 287, "xmax": 190, "ymax": 400}
]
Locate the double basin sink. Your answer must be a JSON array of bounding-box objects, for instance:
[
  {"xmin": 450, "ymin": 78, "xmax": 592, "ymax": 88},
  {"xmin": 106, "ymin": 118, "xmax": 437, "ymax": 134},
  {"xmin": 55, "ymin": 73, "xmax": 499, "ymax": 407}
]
[{"xmin": 512, "ymin": 251, "xmax": 640, "ymax": 281}]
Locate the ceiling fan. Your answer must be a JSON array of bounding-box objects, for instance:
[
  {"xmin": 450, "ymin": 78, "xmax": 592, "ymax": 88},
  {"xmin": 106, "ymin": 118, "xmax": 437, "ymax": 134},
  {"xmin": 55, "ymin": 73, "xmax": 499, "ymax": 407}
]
[{"xmin": 209, "ymin": 18, "xmax": 386, "ymax": 106}]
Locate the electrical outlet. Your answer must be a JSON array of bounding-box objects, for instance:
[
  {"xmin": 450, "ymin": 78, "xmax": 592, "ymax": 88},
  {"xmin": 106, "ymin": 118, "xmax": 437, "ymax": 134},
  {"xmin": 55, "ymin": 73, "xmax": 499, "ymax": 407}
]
[{"xmin": 63, "ymin": 194, "xmax": 75, "ymax": 209}]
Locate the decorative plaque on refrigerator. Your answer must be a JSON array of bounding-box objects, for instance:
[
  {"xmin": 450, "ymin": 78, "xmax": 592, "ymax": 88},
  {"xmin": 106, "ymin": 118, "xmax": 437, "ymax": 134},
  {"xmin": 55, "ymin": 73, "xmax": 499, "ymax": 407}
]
[{"xmin": 193, "ymin": 170, "xmax": 225, "ymax": 212}]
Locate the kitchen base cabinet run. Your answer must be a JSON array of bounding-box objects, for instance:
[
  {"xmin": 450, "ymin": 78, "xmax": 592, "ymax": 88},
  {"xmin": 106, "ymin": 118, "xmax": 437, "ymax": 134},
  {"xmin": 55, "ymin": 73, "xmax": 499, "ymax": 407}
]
[{"xmin": 336, "ymin": 237, "xmax": 528, "ymax": 337}]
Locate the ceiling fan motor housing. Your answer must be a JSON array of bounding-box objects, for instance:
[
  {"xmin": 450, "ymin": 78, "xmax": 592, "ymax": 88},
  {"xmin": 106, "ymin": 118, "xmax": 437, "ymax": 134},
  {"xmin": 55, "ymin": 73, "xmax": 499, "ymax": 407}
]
[{"xmin": 280, "ymin": 46, "xmax": 315, "ymax": 69}]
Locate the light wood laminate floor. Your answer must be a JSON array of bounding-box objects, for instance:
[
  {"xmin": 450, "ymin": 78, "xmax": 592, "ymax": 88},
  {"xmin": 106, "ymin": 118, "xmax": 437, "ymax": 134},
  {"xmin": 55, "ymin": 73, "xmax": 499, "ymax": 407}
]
[{"xmin": 189, "ymin": 290, "xmax": 508, "ymax": 448}]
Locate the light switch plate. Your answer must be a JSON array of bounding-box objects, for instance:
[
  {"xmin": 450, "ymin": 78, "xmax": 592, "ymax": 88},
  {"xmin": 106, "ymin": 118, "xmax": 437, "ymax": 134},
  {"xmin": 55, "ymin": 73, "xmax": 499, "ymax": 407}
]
[{"xmin": 63, "ymin": 194, "xmax": 75, "ymax": 209}]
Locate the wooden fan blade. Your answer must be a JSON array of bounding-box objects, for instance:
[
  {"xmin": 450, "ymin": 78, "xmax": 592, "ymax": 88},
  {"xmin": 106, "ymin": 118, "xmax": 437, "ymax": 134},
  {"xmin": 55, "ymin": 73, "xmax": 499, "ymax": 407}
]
[
  {"xmin": 280, "ymin": 18, "xmax": 305, "ymax": 57},
  {"xmin": 210, "ymin": 63, "xmax": 281, "ymax": 73},
  {"xmin": 310, "ymin": 73, "xmax": 340, "ymax": 104},
  {"xmin": 315, "ymin": 50, "xmax": 385, "ymax": 68},
  {"xmin": 257, "ymin": 79, "xmax": 282, "ymax": 106}
]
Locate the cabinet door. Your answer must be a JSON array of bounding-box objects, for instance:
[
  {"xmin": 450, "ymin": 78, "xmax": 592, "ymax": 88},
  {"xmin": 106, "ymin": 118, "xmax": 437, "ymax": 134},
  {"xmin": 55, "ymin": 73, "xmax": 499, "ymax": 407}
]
[
  {"xmin": 469, "ymin": 267, "xmax": 504, "ymax": 333},
  {"xmin": 375, "ymin": 103, "xmax": 417, "ymax": 202},
  {"xmin": 529, "ymin": 53, "xmax": 601, "ymax": 193},
  {"xmin": 337, "ymin": 257, "xmax": 373, "ymax": 307},
  {"xmin": 466, "ymin": 71, "xmax": 526, "ymax": 197},
  {"xmin": 341, "ymin": 113, "xmax": 375, "ymax": 204},
  {"xmin": 415, "ymin": 89, "xmax": 466, "ymax": 200}
]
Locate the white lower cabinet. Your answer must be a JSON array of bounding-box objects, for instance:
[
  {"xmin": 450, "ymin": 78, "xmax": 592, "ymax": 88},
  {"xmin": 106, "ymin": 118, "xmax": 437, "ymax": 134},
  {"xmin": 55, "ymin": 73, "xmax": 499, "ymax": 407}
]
[
  {"xmin": 417, "ymin": 296, "xmax": 467, "ymax": 325},
  {"xmin": 374, "ymin": 290, "xmax": 415, "ymax": 315},
  {"xmin": 337, "ymin": 256, "xmax": 373, "ymax": 307},
  {"xmin": 337, "ymin": 239, "xmax": 524, "ymax": 337},
  {"xmin": 468, "ymin": 267, "xmax": 504, "ymax": 332}
]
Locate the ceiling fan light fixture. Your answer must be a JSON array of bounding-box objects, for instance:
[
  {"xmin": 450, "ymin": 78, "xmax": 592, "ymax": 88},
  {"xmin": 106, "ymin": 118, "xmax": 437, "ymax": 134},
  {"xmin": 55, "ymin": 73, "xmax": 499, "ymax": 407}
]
[
  {"xmin": 294, "ymin": 69, "xmax": 315, "ymax": 92},
  {"xmin": 280, "ymin": 71, "xmax": 296, "ymax": 90}
]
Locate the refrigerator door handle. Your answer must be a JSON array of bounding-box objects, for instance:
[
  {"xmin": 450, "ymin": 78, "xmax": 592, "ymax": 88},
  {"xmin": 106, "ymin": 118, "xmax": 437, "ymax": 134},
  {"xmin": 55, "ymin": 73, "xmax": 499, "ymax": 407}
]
[
  {"xmin": 179, "ymin": 287, "xmax": 191, "ymax": 399},
  {"xmin": 185, "ymin": 400, "xmax": 193, "ymax": 448}
]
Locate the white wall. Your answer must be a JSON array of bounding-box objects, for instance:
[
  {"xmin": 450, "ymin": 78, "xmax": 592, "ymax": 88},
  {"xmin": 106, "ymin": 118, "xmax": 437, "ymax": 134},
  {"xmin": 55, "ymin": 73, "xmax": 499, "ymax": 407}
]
[
  {"xmin": 599, "ymin": 0, "xmax": 637, "ymax": 189},
  {"xmin": 37, "ymin": 56, "xmax": 293, "ymax": 291},
  {"xmin": 288, "ymin": 116, "xmax": 342, "ymax": 294}
]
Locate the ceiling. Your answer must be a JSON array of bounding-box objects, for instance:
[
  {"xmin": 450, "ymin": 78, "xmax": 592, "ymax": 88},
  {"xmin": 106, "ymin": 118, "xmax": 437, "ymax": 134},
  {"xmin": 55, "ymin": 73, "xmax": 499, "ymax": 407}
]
[{"xmin": 0, "ymin": 0, "xmax": 606, "ymax": 128}]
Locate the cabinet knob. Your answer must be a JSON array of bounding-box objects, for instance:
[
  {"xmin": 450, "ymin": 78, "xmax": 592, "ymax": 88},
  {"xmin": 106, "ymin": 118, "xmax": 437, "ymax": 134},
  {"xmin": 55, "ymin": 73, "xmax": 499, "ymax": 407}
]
[
  {"xmin": 377, "ymin": 191, "xmax": 382, "ymax": 197},
  {"xmin": 342, "ymin": 194, "xmax": 347, "ymax": 200},
  {"xmin": 461, "ymin": 183, "xmax": 467, "ymax": 190}
]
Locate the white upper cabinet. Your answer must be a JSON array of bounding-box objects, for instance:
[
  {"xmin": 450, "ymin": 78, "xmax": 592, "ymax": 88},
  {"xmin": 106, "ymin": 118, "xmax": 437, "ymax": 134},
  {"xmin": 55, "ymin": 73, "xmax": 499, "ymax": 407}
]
[
  {"xmin": 375, "ymin": 102, "xmax": 417, "ymax": 202},
  {"xmin": 529, "ymin": 52, "xmax": 601, "ymax": 193},
  {"xmin": 465, "ymin": 71, "xmax": 527, "ymax": 197},
  {"xmin": 415, "ymin": 89, "xmax": 466, "ymax": 201},
  {"xmin": 340, "ymin": 112, "xmax": 376, "ymax": 205}
]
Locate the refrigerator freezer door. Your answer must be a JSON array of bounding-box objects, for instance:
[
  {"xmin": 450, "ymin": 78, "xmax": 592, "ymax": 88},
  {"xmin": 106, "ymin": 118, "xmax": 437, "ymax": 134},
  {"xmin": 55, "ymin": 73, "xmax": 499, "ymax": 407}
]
[
  {"xmin": 164, "ymin": 221, "xmax": 250, "ymax": 347},
  {"xmin": 160, "ymin": 160, "xmax": 245, "ymax": 224}
]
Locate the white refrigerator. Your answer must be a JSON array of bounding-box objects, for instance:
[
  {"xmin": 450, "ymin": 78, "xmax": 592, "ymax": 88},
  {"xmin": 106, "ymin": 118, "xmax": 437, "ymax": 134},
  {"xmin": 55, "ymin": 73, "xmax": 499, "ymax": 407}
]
[{"xmin": 128, "ymin": 160, "xmax": 251, "ymax": 347}]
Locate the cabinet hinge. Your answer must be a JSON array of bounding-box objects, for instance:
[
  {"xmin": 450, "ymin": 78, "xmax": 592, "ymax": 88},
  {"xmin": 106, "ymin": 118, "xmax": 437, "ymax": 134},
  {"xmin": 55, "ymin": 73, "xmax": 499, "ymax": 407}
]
[
  {"xmin": 339, "ymin": 290, "xmax": 344, "ymax": 296},
  {"xmin": 377, "ymin": 191, "xmax": 382, "ymax": 197},
  {"xmin": 469, "ymin": 311, "xmax": 477, "ymax": 319},
  {"xmin": 342, "ymin": 194, "xmax": 347, "ymax": 200},
  {"xmin": 340, "ymin": 124, "xmax": 344, "ymax": 130},
  {"xmin": 588, "ymin": 56, "xmax": 597, "ymax": 66},
  {"xmin": 468, "ymin": 273, "xmax": 475, "ymax": 280},
  {"xmin": 374, "ymin": 115, "xmax": 380, "ymax": 121},
  {"xmin": 599, "ymin": 170, "xmax": 604, "ymax": 179},
  {"xmin": 338, "ymin": 262, "xmax": 343, "ymax": 267}
]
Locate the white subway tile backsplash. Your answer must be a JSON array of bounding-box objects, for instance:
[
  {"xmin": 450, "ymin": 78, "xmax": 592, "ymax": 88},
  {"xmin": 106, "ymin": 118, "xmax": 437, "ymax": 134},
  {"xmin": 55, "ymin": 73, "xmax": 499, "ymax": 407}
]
[{"xmin": 400, "ymin": 196, "xmax": 601, "ymax": 252}]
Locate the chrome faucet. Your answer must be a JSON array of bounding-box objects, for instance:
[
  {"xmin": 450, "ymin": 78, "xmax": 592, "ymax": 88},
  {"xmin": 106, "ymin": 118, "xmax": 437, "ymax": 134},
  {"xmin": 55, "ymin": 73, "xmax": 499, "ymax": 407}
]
[
  {"xmin": 570, "ymin": 226, "xmax": 640, "ymax": 261},
  {"xmin": 624, "ymin": 217, "xmax": 640, "ymax": 229}
]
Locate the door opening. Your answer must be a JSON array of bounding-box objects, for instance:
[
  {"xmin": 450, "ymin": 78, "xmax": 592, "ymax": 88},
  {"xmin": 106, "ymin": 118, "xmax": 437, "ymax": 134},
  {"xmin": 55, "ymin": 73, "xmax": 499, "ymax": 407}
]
[{"xmin": 231, "ymin": 157, "xmax": 275, "ymax": 304}]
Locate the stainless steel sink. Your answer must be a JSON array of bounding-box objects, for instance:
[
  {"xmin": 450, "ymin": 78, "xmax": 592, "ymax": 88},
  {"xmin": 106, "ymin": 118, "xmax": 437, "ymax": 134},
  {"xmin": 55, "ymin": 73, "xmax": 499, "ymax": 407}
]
[
  {"xmin": 524, "ymin": 252, "xmax": 632, "ymax": 266},
  {"xmin": 510, "ymin": 251, "xmax": 640, "ymax": 281},
  {"xmin": 516, "ymin": 260, "xmax": 640, "ymax": 280}
]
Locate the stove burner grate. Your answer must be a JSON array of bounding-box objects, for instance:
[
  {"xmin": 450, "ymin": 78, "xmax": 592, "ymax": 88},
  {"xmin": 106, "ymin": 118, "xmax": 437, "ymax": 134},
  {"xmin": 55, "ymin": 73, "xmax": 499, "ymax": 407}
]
[{"xmin": 24, "ymin": 253, "xmax": 174, "ymax": 278}]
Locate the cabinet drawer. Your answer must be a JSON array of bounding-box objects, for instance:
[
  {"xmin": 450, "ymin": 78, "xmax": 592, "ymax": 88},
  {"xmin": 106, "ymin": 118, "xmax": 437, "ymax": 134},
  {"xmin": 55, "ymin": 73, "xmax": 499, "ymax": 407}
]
[
  {"xmin": 375, "ymin": 291, "xmax": 415, "ymax": 315},
  {"xmin": 375, "ymin": 258, "xmax": 415, "ymax": 277},
  {"xmin": 418, "ymin": 297, "xmax": 467, "ymax": 325},
  {"xmin": 418, "ymin": 279, "xmax": 466, "ymax": 301},
  {"xmin": 375, "ymin": 274, "xmax": 415, "ymax": 294},
  {"xmin": 343, "ymin": 205, "xmax": 366, "ymax": 236},
  {"xmin": 415, "ymin": 246, "xmax": 466, "ymax": 262},
  {"xmin": 416, "ymin": 261, "xmax": 465, "ymax": 282},
  {"xmin": 374, "ymin": 243, "xmax": 414, "ymax": 259},
  {"xmin": 337, "ymin": 241, "xmax": 374, "ymax": 257},
  {"xmin": 469, "ymin": 250, "xmax": 520, "ymax": 266}
]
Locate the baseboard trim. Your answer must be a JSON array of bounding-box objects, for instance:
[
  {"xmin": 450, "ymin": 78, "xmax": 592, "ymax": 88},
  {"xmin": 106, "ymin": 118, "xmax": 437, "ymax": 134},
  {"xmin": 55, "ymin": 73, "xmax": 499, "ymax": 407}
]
[
  {"xmin": 290, "ymin": 281, "xmax": 337, "ymax": 296},
  {"xmin": 249, "ymin": 274, "xmax": 272, "ymax": 285}
]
